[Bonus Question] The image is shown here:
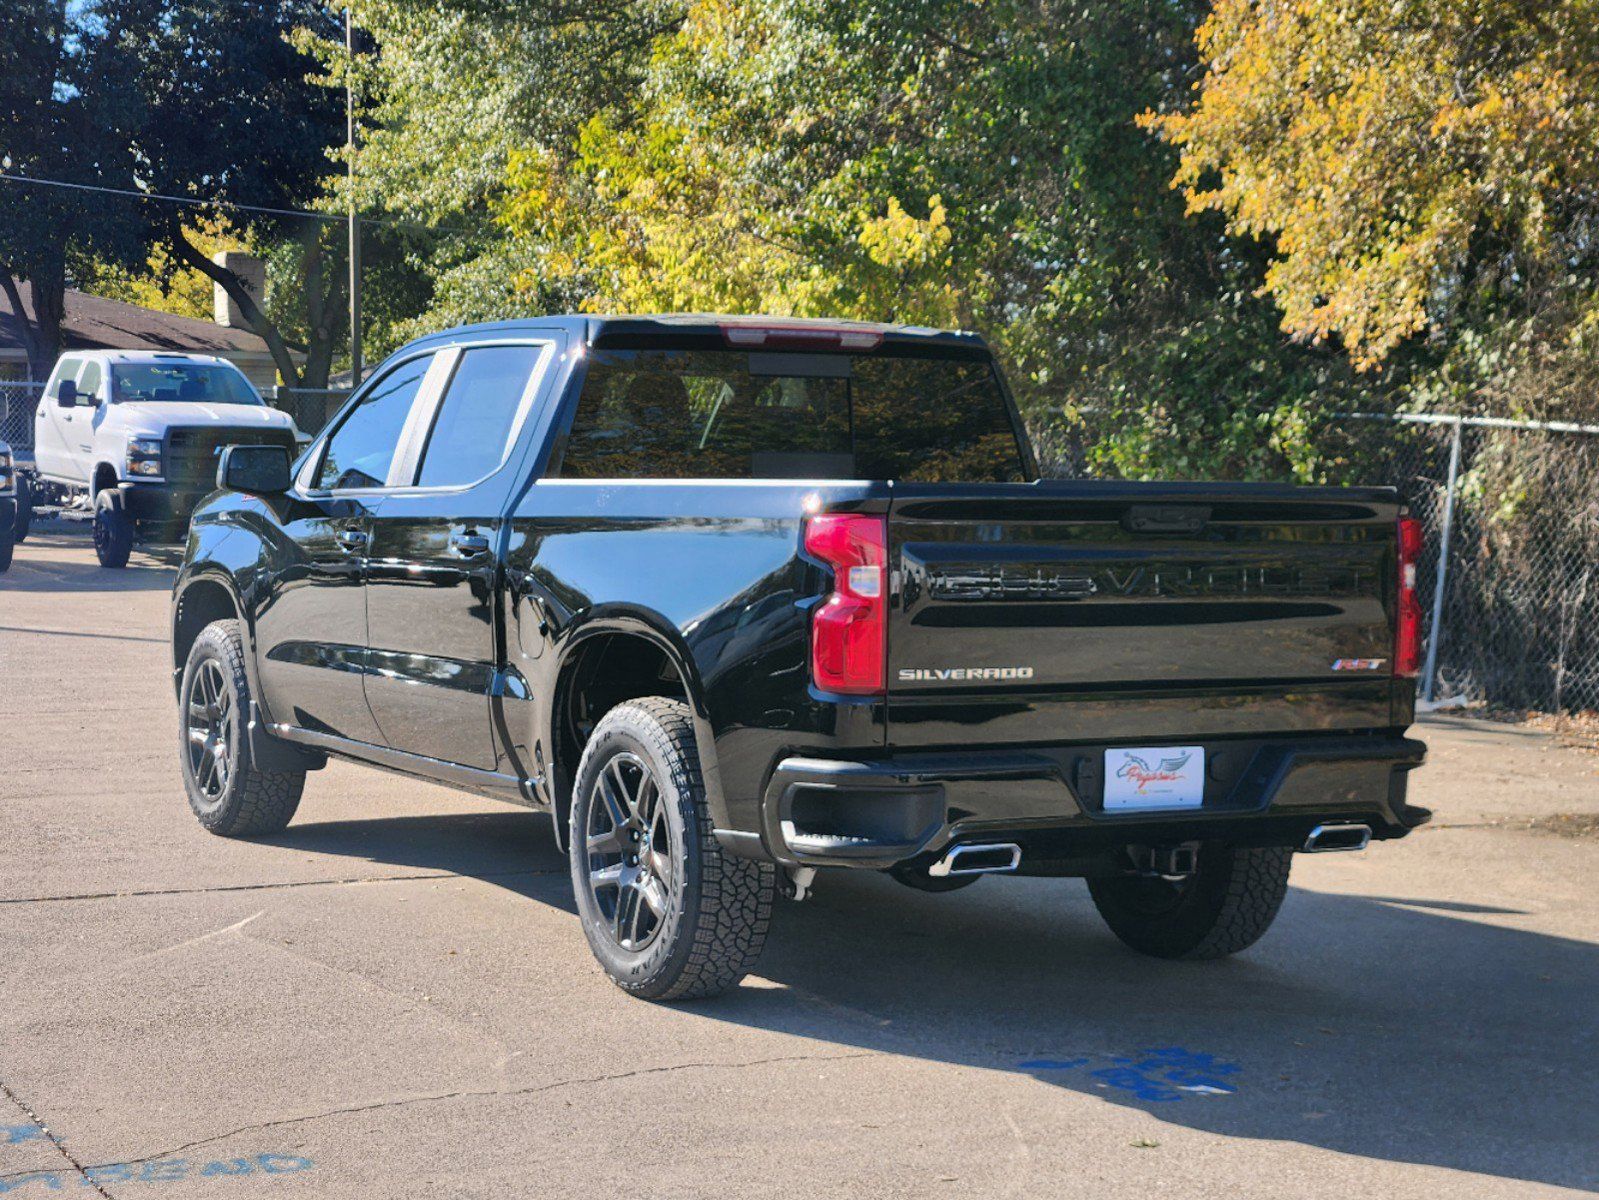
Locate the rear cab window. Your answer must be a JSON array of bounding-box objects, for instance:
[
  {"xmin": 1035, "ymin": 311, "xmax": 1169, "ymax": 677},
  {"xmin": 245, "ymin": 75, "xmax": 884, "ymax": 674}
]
[{"xmin": 557, "ymin": 349, "xmax": 1028, "ymax": 482}]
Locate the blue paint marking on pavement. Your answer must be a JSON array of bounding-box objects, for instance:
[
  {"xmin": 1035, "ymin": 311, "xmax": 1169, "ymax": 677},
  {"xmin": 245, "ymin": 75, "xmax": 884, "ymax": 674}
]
[
  {"xmin": 1019, "ymin": 1046, "xmax": 1242, "ymax": 1103},
  {"xmin": 0, "ymin": 1130, "xmax": 46, "ymax": 1148},
  {"xmin": 0, "ymin": 1151, "xmax": 312, "ymax": 1193}
]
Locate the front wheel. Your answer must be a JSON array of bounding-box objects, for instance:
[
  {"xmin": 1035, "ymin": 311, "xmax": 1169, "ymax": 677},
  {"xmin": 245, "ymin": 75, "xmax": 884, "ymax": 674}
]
[
  {"xmin": 93, "ymin": 488, "xmax": 133, "ymax": 568},
  {"xmin": 569, "ymin": 697, "xmax": 775, "ymax": 1000},
  {"xmin": 0, "ymin": 516, "xmax": 12, "ymax": 573},
  {"xmin": 1087, "ymin": 843, "xmax": 1293, "ymax": 960},
  {"xmin": 179, "ymin": 619, "xmax": 305, "ymax": 836}
]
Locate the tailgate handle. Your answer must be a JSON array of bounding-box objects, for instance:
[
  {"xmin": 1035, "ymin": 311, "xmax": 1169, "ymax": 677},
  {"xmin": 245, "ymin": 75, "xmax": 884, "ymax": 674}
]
[{"xmin": 1122, "ymin": 505, "xmax": 1210, "ymax": 535}]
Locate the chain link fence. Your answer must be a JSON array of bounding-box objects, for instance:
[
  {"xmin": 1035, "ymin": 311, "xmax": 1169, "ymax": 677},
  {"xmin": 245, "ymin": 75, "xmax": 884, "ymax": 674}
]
[
  {"xmin": 263, "ymin": 387, "xmax": 349, "ymax": 438},
  {"xmin": 1, "ymin": 380, "xmax": 43, "ymax": 453},
  {"xmin": 1338, "ymin": 413, "xmax": 1599, "ymax": 714}
]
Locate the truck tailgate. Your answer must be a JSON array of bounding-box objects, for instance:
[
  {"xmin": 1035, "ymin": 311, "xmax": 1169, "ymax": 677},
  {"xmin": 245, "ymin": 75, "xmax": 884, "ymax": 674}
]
[{"xmin": 887, "ymin": 482, "xmax": 1402, "ymax": 745}]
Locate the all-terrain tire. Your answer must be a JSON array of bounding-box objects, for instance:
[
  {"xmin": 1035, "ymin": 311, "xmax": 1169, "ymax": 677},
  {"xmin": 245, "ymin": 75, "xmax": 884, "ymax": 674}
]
[
  {"xmin": 1087, "ymin": 843, "xmax": 1293, "ymax": 960},
  {"xmin": 13, "ymin": 474, "xmax": 31, "ymax": 543},
  {"xmin": 569, "ymin": 697, "xmax": 775, "ymax": 1000},
  {"xmin": 0, "ymin": 519, "xmax": 12, "ymax": 573},
  {"xmin": 92, "ymin": 488, "xmax": 133, "ymax": 568},
  {"xmin": 179, "ymin": 619, "xmax": 305, "ymax": 836}
]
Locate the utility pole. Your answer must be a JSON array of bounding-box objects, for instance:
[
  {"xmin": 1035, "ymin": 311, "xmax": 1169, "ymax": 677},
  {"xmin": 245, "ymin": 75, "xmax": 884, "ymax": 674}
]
[{"xmin": 345, "ymin": 6, "xmax": 363, "ymax": 385}]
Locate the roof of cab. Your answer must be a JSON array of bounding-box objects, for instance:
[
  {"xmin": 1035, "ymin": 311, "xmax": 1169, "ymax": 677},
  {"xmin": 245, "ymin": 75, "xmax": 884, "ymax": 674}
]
[{"xmin": 403, "ymin": 314, "xmax": 990, "ymax": 358}]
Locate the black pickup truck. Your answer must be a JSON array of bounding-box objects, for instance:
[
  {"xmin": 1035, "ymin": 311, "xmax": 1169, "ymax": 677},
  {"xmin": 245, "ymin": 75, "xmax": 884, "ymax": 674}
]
[{"xmin": 171, "ymin": 315, "xmax": 1428, "ymax": 999}]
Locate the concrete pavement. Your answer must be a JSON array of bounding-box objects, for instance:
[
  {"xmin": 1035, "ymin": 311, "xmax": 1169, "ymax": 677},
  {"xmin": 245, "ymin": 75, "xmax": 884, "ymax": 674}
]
[{"xmin": 2, "ymin": 528, "xmax": 1596, "ymax": 1198}]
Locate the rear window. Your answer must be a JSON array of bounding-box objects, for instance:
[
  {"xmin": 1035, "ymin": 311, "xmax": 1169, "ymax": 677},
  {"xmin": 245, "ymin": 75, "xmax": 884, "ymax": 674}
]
[
  {"xmin": 111, "ymin": 362, "xmax": 260, "ymax": 406},
  {"xmin": 557, "ymin": 349, "xmax": 1027, "ymax": 482}
]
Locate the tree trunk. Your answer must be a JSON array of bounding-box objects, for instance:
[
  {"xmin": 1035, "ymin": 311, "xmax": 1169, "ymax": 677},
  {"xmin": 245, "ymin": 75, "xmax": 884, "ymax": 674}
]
[
  {"xmin": 1, "ymin": 261, "xmax": 65, "ymax": 379},
  {"xmin": 166, "ymin": 225, "xmax": 305, "ymax": 387}
]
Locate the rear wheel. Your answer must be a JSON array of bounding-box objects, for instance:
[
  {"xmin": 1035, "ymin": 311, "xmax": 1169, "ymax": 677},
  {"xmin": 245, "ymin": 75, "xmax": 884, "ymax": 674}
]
[
  {"xmin": 92, "ymin": 488, "xmax": 133, "ymax": 568},
  {"xmin": 179, "ymin": 619, "xmax": 305, "ymax": 836},
  {"xmin": 569, "ymin": 697, "xmax": 775, "ymax": 1000},
  {"xmin": 13, "ymin": 474, "xmax": 31, "ymax": 542},
  {"xmin": 1087, "ymin": 843, "xmax": 1293, "ymax": 960}
]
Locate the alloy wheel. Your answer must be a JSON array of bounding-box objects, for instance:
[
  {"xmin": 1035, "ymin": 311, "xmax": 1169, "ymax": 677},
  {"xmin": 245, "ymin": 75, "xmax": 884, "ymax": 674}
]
[
  {"xmin": 584, "ymin": 752, "xmax": 674, "ymax": 952},
  {"xmin": 186, "ymin": 659, "xmax": 234, "ymax": 801}
]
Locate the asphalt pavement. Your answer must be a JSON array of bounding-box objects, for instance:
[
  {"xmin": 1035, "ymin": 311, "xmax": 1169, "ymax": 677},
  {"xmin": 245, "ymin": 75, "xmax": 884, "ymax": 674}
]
[{"xmin": 2, "ymin": 528, "xmax": 1596, "ymax": 1198}]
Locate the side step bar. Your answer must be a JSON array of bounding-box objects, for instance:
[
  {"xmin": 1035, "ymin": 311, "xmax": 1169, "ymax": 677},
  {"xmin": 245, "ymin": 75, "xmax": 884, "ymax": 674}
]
[
  {"xmin": 928, "ymin": 842, "xmax": 1022, "ymax": 878},
  {"xmin": 1303, "ymin": 823, "xmax": 1373, "ymax": 853}
]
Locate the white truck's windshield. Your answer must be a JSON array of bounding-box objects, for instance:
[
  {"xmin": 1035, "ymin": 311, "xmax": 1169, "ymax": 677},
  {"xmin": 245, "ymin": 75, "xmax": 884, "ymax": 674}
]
[{"xmin": 111, "ymin": 363, "xmax": 262, "ymax": 406}]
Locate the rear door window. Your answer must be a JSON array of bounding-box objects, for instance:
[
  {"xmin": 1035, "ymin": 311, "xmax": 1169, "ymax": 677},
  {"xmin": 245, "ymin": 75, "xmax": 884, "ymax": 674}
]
[
  {"xmin": 314, "ymin": 355, "xmax": 432, "ymax": 491},
  {"xmin": 413, "ymin": 344, "xmax": 544, "ymax": 488},
  {"xmin": 558, "ymin": 349, "xmax": 1024, "ymax": 482}
]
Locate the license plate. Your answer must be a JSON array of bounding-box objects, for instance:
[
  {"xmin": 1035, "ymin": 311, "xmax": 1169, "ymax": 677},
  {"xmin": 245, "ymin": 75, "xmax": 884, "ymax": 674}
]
[{"xmin": 1103, "ymin": 746, "xmax": 1206, "ymax": 811}]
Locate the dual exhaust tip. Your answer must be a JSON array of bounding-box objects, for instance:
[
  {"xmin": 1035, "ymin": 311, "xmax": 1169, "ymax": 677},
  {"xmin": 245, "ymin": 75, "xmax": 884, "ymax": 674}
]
[
  {"xmin": 1303, "ymin": 823, "xmax": 1372, "ymax": 853},
  {"xmin": 925, "ymin": 824, "xmax": 1370, "ymax": 877},
  {"xmin": 928, "ymin": 842, "xmax": 1022, "ymax": 878}
]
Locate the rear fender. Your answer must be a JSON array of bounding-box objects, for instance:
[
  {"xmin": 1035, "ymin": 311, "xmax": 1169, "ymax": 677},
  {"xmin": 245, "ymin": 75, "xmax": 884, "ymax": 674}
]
[{"xmin": 545, "ymin": 607, "xmax": 726, "ymax": 852}]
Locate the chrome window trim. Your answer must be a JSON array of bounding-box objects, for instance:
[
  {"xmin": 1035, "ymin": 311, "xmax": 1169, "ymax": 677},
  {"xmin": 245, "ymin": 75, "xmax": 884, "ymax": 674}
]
[
  {"xmin": 386, "ymin": 337, "xmax": 558, "ymax": 495},
  {"xmin": 294, "ymin": 337, "xmax": 558, "ymax": 499},
  {"xmin": 294, "ymin": 347, "xmax": 445, "ymax": 497}
]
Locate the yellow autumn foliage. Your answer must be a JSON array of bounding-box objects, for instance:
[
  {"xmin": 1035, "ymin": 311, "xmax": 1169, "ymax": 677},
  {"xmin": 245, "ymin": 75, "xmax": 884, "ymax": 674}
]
[{"xmin": 1145, "ymin": 0, "xmax": 1599, "ymax": 368}]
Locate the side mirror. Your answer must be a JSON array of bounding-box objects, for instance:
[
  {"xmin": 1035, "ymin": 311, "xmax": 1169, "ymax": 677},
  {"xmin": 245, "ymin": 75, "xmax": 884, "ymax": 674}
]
[
  {"xmin": 218, "ymin": 444, "xmax": 292, "ymax": 494},
  {"xmin": 56, "ymin": 379, "xmax": 78, "ymax": 408}
]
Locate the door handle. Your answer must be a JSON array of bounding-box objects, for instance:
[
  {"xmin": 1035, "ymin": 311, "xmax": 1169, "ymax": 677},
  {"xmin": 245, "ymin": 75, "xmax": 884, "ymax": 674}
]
[
  {"xmin": 449, "ymin": 531, "xmax": 491, "ymax": 558},
  {"xmin": 336, "ymin": 528, "xmax": 368, "ymax": 552}
]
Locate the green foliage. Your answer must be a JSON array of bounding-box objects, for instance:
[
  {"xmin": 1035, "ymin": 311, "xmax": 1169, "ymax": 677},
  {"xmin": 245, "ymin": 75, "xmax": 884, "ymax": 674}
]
[{"xmin": 1146, "ymin": 0, "xmax": 1599, "ymax": 426}]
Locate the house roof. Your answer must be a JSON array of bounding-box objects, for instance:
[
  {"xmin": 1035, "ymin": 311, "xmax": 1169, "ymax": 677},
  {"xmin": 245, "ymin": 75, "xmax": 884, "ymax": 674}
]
[{"xmin": 1, "ymin": 278, "xmax": 277, "ymax": 362}]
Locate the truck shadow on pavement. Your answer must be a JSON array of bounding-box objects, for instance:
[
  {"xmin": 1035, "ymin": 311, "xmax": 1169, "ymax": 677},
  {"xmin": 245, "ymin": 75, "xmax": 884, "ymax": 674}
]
[{"xmin": 273, "ymin": 812, "xmax": 1596, "ymax": 1193}]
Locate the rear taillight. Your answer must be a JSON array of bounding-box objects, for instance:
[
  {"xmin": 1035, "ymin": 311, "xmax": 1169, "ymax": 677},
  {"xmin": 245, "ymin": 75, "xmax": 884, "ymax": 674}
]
[
  {"xmin": 1396, "ymin": 516, "xmax": 1423, "ymax": 678},
  {"xmin": 804, "ymin": 513, "xmax": 888, "ymax": 695}
]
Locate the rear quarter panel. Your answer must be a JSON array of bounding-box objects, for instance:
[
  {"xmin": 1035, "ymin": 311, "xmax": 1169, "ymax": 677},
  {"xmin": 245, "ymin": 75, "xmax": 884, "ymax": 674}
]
[{"xmin": 503, "ymin": 481, "xmax": 886, "ymax": 834}]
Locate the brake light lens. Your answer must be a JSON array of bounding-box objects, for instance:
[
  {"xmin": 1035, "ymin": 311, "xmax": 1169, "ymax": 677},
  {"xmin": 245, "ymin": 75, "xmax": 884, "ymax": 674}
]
[
  {"xmin": 804, "ymin": 513, "xmax": 888, "ymax": 694},
  {"xmin": 1396, "ymin": 516, "xmax": 1423, "ymax": 678},
  {"xmin": 720, "ymin": 321, "xmax": 883, "ymax": 352}
]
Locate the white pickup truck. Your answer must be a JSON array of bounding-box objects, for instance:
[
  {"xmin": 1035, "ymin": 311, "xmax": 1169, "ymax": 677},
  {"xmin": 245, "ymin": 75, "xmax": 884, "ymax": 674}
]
[{"xmin": 30, "ymin": 351, "xmax": 299, "ymax": 567}]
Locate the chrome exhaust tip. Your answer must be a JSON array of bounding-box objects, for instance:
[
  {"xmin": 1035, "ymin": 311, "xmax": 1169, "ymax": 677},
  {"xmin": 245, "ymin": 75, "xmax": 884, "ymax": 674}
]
[
  {"xmin": 928, "ymin": 842, "xmax": 1022, "ymax": 878},
  {"xmin": 1303, "ymin": 823, "xmax": 1372, "ymax": 853}
]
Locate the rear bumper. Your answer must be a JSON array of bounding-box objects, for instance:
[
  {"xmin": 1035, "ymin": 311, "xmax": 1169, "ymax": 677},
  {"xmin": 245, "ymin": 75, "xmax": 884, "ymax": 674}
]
[{"xmin": 734, "ymin": 734, "xmax": 1428, "ymax": 870}]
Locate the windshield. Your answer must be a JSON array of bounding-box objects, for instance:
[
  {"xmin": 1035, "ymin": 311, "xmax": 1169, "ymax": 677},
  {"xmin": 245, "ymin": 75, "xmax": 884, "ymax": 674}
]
[
  {"xmin": 560, "ymin": 349, "xmax": 1028, "ymax": 482},
  {"xmin": 110, "ymin": 362, "xmax": 262, "ymax": 406}
]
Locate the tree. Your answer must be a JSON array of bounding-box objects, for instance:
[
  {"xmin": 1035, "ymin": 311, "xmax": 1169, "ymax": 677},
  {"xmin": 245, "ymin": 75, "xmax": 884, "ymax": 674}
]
[
  {"xmin": 0, "ymin": 1, "xmax": 146, "ymax": 376},
  {"xmin": 117, "ymin": 0, "xmax": 349, "ymax": 387},
  {"xmin": 1144, "ymin": 0, "xmax": 1599, "ymax": 378},
  {"xmin": 495, "ymin": 0, "xmax": 1370, "ymax": 480}
]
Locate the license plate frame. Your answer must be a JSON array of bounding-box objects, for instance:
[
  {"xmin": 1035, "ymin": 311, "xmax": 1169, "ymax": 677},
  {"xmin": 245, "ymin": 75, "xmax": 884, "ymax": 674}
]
[{"xmin": 1103, "ymin": 746, "xmax": 1206, "ymax": 811}]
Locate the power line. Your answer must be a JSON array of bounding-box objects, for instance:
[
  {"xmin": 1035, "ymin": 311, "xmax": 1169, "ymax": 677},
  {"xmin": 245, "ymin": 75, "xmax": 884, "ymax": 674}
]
[{"xmin": 0, "ymin": 171, "xmax": 476, "ymax": 235}]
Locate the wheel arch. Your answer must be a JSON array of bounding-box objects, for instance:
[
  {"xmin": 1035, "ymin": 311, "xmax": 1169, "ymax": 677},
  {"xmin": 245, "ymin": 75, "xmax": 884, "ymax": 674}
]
[
  {"xmin": 171, "ymin": 572, "xmax": 247, "ymax": 699},
  {"xmin": 546, "ymin": 607, "xmax": 727, "ymax": 851}
]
